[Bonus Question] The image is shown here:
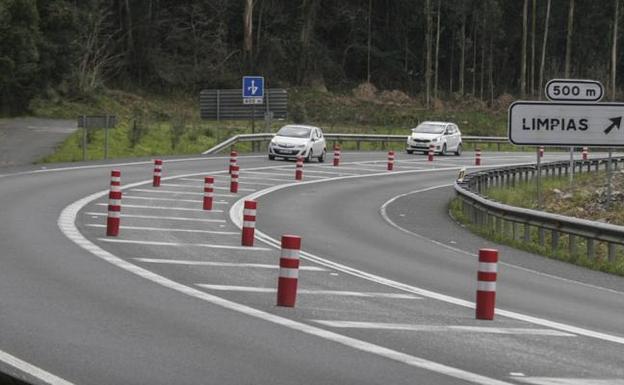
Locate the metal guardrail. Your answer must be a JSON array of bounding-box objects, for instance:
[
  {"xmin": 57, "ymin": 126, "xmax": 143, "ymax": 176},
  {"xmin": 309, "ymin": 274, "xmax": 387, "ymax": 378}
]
[
  {"xmin": 202, "ymin": 133, "xmax": 508, "ymax": 155},
  {"xmin": 455, "ymin": 157, "xmax": 624, "ymax": 261}
]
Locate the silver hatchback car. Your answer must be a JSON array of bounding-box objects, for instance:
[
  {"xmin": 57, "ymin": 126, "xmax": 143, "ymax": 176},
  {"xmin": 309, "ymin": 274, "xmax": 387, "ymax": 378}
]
[
  {"xmin": 268, "ymin": 124, "xmax": 327, "ymax": 162},
  {"xmin": 406, "ymin": 121, "xmax": 462, "ymax": 155}
]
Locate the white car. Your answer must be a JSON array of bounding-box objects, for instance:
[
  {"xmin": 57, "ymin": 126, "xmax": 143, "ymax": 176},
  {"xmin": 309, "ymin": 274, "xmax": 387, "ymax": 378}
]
[
  {"xmin": 268, "ymin": 124, "xmax": 327, "ymax": 162},
  {"xmin": 406, "ymin": 121, "xmax": 462, "ymax": 155}
]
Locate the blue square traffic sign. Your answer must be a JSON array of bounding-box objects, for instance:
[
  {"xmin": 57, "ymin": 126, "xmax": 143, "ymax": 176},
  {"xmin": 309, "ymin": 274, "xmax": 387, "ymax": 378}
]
[{"xmin": 242, "ymin": 76, "xmax": 264, "ymax": 98}]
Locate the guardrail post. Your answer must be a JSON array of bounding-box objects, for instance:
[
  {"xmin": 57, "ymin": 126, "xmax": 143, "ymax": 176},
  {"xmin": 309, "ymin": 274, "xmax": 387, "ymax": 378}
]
[
  {"xmin": 608, "ymin": 243, "xmax": 617, "ymax": 262},
  {"xmin": 558, "ymin": 164, "xmax": 562, "ymax": 177},
  {"xmin": 503, "ymin": 219, "xmax": 511, "ymax": 238},
  {"xmin": 538, "ymin": 227, "xmax": 545, "ymax": 246},
  {"xmin": 595, "ymin": 160, "xmax": 600, "ymax": 172},
  {"xmin": 586, "ymin": 161, "xmax": 591, "ymax": 172},
  {"xmin": 496, "ymin": 216, "xmax": 503, "ymax": 234},
  {"xmin": 551, "ymin": 230, "xmax": 560, "ymax": 254},
  {"xmin": 587, "ymin": 238, "xmax": 595, "ymax": 259},
  {"xmin": 512, "ymin": 222, "xmax": 520, "ymax": 241},
  {"xmin": 356, "ymin": 141, "xmax": 361, "ymax": 151},
  {"xmin": 524, "ymin": 224, "xmax": 531, "ymax": 242},
  {"xmin": 569, "ymin": 235, "xmax": 577, "ymax": 257}
]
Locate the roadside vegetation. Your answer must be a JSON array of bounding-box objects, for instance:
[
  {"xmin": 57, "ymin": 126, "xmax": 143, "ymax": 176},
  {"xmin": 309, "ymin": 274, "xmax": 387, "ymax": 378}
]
[
  {"xmin": 32, "ymin": 87, "xmax": 510, "ymax": 163},
  {"xmin": 450, "ymin": 171, "xmax": 624, "ymax": 276}
]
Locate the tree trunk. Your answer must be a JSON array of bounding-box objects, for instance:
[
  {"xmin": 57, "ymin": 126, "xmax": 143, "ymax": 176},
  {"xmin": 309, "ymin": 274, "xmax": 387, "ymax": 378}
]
[
  {"xmin": 367, "ymin": 0, "xmax": 372, "ymax": 83},
  {"xmin": 449, "ymin": 30, "xmax": 455, "ymax": 94},
  {"xmin": 425, "ymin": 0, "xmax": 432, "ymax": 107},
  {"xmin": 564, "ymin": 0, "xmax": 575, "ymax": 78},
  {"xmin": 489, "ymin": 35, "xmax": 494, "ymax": 105},
  {"xmin": 243, "ymin": 0, "xmax": 254, "ymax": 71},
  {"xmin": 297, "ymin": 0, "xmax": 319, "ymax": 85},
  {"xmin": 459, "ymin": 9, "xmax": 466, "ymax": 95},
  {"xmin": 472, "ymin": 14, "xmax": 477, "ymax": 96},
  {"xmin": 520, "ymin": 0, "xmax": 528, "ymax": 97},
  {"xmin": 612, "ymin": 0, "xmax": 619, "ymax": 101},
  {"xmin": 433, "ymin": 0, "xmax": 441, "ymax": 100},
  {"xmin": 539, "ymin": 0, "xmax": 551, "ymax": 99},
  {"xmin": 530, "ymin": 0, "xmax": 536, "ymax": 96},
  {"xmin": 480, "ymin": 17, "xmax": 485, "ymax": 100}
]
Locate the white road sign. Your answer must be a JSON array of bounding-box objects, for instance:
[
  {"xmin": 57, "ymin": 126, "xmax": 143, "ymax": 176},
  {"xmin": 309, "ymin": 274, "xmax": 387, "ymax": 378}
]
[
  {"xmin": 508, "ymin": 101, "xmax": 624, "ymax": 146},
  {"xmin": 545, "ymin": 79, "xmax": 603, "ymax": 102}
]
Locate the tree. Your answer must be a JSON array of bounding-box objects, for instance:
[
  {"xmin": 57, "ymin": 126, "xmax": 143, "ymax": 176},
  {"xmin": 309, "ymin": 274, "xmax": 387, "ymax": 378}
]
[
  {"xmin": 530, "ymin": 0, "xmax": 536, "ymax": 96},
  {"xmin": 520, "ymin": 0, "xmax": 528, "ymax": 97},
  {"xmin": 425, "ymin": 0, "xmax": 432, "ymax": 106},
  {"xmin": 538, "ymin": 0, "xmax": 551, "ymax": 99},
  {"xmin": 612, "ymin": 0, "xmax": 620, "ymax": 100},
  {"xmin": 433, "ymin": 0, "xmax": 441, "ymax": 100},
  {"xmin": 243, "ymin": 0, "xmax": 254, "ymax": 71},
  {"xmin": 0, "ymin": 0, "xmax": 41, "ymax": 114},
  {"xmin": 564, "ymin": 0, "xmax": 575, "ymax": 78}
]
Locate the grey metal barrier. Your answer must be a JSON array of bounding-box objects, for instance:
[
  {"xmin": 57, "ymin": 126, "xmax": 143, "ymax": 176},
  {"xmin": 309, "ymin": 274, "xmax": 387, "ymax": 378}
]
[
  {"xmin": 455, "ymin": 156, "xmax": 624, "ymax": 262},
  {"xmin": 202, "ymin": 133, "xmax": 509, "ymax": 155}
]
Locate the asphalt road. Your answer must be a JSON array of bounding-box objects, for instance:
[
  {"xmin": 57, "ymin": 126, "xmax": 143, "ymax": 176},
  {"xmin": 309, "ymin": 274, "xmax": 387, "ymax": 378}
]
[
  {"xmin": 0, "ymin": 150, "xmax": 623, "ymax": 384},
  {"xmin": 0, "ymin": 118, "xmax": 76, "ymax": 168}
]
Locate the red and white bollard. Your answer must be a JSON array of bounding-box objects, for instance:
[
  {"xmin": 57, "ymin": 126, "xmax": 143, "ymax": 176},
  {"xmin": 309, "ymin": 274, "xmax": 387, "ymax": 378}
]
[
  {"xmin": 229, "ymin": 150, "xmax": 238, "ymax": 175},
  {"xmin": 106, "ymin": 170, "xmax": 122, "ymax": 236},
  {"xmin": 387, "ymin": 151, "xmax": 395, "ymax": 171},
  {"xmin": 428, "ymin": 144, "xmax": 435, "ymax": 162},
  {"xmin": 582, "ymin": 147, "xmax": 588, "ymax": 160},
  {"xmin": 295, "ymin": 155, "xmax": 304, "ymax": 181},
  {"xmin": 277, "ymin": 235, "xmax": 301, "ymax": 307},
  {"xmin": 476, "ymin": 248, "xmax": 498, "ymax": 320},
  {"xmin": 333, "ymin": 144, "xmax": 341, "ymax": 167},
  {"xmin": 230, "ymin": 165, "xmax": 239, "ymax": 193},
  {"xmin": 475, "ymin": 148, "xmax": 482, "ymax": 166},
  {"xmin": 539, "ymin": 146, "xmax": 544, "ymax": 158},
  {"xmin": 241, "ymin": 200, "xmax": 257, "ymax": 246},
  {"xmin": 153, "ymin": 159, "xmax": 162, "ymax": 187},
  {"xmin": 203, "ymin": 176, "xmax": 214, "ymax": 210}
]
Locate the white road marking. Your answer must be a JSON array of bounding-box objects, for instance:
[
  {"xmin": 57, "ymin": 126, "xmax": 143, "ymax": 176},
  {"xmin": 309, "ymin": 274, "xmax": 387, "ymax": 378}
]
[
  {"xmin": 130, "ymin": 188, "xmax": 237, "ymax": 198},
  {"xmin": 162, "ymin": 182, "xmax": 256, "ymax": 192},
  {"xmin": 135, "ymin": 258, "xmax": 327, "ymax": 271},
  {"xmin": 95, "ymin": 203, "xmax": 223, "ymax": 213},
  {"xmin": 0, "ymin": 350, "xmax": 75, "ymax": 385},
  {"xmin": 85, "ymin": 224, "xmax": 237, "ymax": 235},
  {"xmin": 98, "ymin": 238, "xmax": 271, "ymax": 251},
  {"xmin": 244, "ymin": 170, "xmax": 326, "ymax": 179},
  {"xmin": 231, "ymin": 166, "xmax": 624, "ymax": 346},
  {"xmin": 311, "ymin": 321, "xmax": 575, "ymax": 336},
  {"xmin": 515, "ymin": 378, "xmax": 624, "ymax": 385},
  {"xmin": 298, "ymin": 168, "xmax": 358, "ymax": 176},
  {"xmin": 196, "ymin": 284, "xmax": 421, "ymax": 298},
  {"xmin": 123, "ymin": 195, "xmax": 226, "ymax": 204},
  {"xmin": 60, "ymin": 171, "xmax": 530, "ymax": 385},
  {"xmin": 179, "ymin": 177, "xmax": 275, "ymax": 186},
  {"xmin": 510, "ymin": 373, "xmax": 526, "ymax": 377},
  {"xmin": 85, "ymin": 212, "xmax": 226, "ymax": 223}
]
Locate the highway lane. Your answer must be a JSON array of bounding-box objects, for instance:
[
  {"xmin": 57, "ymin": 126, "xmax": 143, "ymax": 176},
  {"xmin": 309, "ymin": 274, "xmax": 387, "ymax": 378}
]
[
  {"xmin": 2, "ymin": 150, "xmax": 623, "ymax": 384},
  {"xmin": 1, "ymin": 152, "xmax": 492, "ymax": 385}
]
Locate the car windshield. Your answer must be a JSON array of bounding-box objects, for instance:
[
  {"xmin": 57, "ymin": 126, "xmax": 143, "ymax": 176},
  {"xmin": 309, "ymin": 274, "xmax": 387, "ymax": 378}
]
[
  {"xmin": 276, "ymin": 126, "xmax": 312, "ymax": 138},
  {"xmin": 412, "ymin": 124, "xmax": 445, "ymax": 134}
]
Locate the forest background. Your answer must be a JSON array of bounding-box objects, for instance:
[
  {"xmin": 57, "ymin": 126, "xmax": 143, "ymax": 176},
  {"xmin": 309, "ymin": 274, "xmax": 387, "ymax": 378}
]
[{"xmin": 0, "ymin": 0, "xmax": 621, "ymax": 159}]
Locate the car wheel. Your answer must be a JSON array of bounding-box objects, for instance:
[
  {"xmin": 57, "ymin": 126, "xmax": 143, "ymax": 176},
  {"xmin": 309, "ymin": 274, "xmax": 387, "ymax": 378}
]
[
  {"xmin": 406, "ymin": 149, "xmax": 414, "ymax": 154},
  {"xmin": 268, "ymin": 154, "xmax": 275, "ymax": 160},
  {"xmin": 439, "ymin": 144, "xmax": 447, "ymax": 156},
  {"xmin": 305, "ymin": 149, "xmax": 313, "ymax": 163},
  {"xmin": 318, "ymin": 149, "xmax": 326, "ymax": 163},
  {"xmin": 454, "ymin": 143, "xmax": 462, "ymax": 156}
]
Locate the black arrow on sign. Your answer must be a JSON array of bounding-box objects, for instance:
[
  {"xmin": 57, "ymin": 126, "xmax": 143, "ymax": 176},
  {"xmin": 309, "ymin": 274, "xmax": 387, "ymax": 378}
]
[{"xmin": 604, "ymin": 117, "xmax": 622, "ymax": 134}]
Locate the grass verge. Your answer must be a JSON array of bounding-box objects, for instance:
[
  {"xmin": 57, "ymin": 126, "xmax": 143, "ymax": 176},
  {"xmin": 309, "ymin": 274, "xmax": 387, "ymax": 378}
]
[{"xmin": 449, "ymin": 173, "xmax": 624, "ymax": 276}]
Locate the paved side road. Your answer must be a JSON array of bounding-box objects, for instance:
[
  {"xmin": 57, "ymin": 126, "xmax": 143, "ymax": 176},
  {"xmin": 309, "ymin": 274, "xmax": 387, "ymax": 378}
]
[{"xmin": 0, "ymin": 118, "xmax": 76, "ymax": 167}]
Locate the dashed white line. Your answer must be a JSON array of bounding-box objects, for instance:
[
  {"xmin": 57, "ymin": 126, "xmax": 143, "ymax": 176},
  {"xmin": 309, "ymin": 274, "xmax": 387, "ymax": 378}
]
[
  {"xmin": 85, "ymin": 224, "xmax": 237, "ymax": 235},
  {"xmin": 98, "ymin": 238, "xmax": 271, "ymax": 251},
  {"xmin": 311, "ymin": 321, "xmax": 576, "ymax": 336},
  {"xmin": 196, "ymin": 284, "xmax": 422, "ymax": 298},
  {"xmin": 135, "ymin": 258, "xmax": 327, "ymax": 271},
  {"xmin": 162, "ymin": 182, "xmax": 256, "ymax": 192},
  {"xmin": 85, "ymin": 212, "xmax": 226, "ymax": 223},
  {"xmin": 95, "ymin": 203, "xmax": 222, "ymax": 213},
  {"xmin": 123, "ymin": 195, "xmax": 226, "ymax": 204}
]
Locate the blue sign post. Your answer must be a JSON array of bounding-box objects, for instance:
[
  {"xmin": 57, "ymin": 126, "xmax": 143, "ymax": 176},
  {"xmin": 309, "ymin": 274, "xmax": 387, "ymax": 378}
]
[
  {"xmin": 242, "ymin": 76, "xmax": 264, "ymax": 103},
  {"xmin": 242, "ymin": 76, "xmax": 265, "ymax": 151}
]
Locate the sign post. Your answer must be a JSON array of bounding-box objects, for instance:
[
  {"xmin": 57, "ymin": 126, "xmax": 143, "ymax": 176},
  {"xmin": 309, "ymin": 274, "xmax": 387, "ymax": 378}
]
[{"xmin": 242, "ymin": 76, "xmax": 265, "ymax": 152}]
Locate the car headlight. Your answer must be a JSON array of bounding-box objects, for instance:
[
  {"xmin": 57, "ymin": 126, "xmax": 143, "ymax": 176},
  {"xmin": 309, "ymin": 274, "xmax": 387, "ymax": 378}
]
[
  {"xmin": 432, "ymin": 137, "xmax": 440, "ymax": 142},
  {"xmin": 295, "ymin": 144, "xmax": 306, "ymax": 149}
]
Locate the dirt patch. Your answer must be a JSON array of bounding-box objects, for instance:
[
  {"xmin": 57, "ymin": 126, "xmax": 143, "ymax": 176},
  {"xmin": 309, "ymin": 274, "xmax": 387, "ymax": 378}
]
[{"xmin": 352, "ymin": 82, "xmax": 378, "ymax": 100}]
